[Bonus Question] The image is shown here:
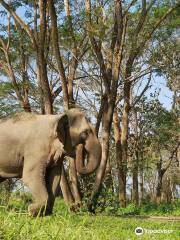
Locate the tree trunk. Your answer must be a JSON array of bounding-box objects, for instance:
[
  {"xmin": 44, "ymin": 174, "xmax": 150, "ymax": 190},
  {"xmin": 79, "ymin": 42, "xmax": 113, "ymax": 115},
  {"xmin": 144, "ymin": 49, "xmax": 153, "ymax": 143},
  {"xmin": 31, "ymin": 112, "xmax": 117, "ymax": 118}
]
[
  {"xmin": 119, "ymin": 82, "xmax": 131, "ymax": 207},
  {"xmin": 48, "ymin": 0, "xmax": 82, "ymax": 206},
  {"xmin": 60, "ymin": 166, "xmax": 74, "ymax": 205},
  {"xmin": 89, "ymin": 96, "xmax": 115, "ymax": 212},
  {"xmin": 48, "ymin": 0, "xmax": 69, "ymax": 110},
  {"xmin": 132, "ymin": 152, "xmax": 139, "ymax": 206},
  {"xmin": 156, "ymin": 171, "xmax": 163, "ymax": 204},
  {"xmin": 36, "ymin": 52, "xmax": 53, "ymax": 114},
  {"xmin": 64, "ymin": 0, "xmax": 77, "ymax": 108},
  {"xmin": 132, "ymin": 108, "xmax": 139, "ymax": 206},
  {"xmin": 139, "ymin": 167, "xmax": 144, "ymax": 205},
  {"xmin": 131, "ymin": 109, "xmax": 139, "ymax": 206},
  {"xmin": 69, "ymin": 158, "xmax": 82, "ymax": 203},
  {"xmin": 156, "ymin": 157, "xmax": 166, "ymax": 204},
  {"xmin": 118, "ymin": 173, "xmax": 126, "ymax": 207},
  {"xmin": 37, "ymin": 0, "xmax": 53, "ymax": 114},
  {"xmin": 113, "ymin": 110, "xmax": 127, "ymax": 207},
  {"xmin": 85, "ymin": 0, "xmax": 125, "ymax": 212}
]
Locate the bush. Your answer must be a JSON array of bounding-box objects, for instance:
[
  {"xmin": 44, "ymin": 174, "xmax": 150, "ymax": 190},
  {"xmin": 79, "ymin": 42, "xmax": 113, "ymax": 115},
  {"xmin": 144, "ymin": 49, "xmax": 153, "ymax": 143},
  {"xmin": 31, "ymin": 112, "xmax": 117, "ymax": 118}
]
[
  {"xmin": 117, "ymin": 204, "xmax": 140, "ymax": 216},
  {"xmin": 140, "ymin": 200, "xmax": 180, "ymax": 216}
]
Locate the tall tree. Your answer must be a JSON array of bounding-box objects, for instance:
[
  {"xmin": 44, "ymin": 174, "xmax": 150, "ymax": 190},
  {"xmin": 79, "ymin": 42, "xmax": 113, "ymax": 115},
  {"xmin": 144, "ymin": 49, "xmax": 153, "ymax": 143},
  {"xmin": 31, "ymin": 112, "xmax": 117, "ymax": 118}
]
[{"xmin": 85, "ymin": 0, "xmax": 179, "ymax": 209}]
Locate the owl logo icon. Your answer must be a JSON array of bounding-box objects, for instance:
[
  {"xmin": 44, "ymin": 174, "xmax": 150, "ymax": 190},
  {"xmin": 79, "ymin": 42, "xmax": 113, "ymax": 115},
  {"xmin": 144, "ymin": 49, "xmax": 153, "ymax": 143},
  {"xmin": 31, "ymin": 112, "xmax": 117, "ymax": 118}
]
[{"xmin": 135, "ymin": 227, "xmax": 144, "ymax": 236}]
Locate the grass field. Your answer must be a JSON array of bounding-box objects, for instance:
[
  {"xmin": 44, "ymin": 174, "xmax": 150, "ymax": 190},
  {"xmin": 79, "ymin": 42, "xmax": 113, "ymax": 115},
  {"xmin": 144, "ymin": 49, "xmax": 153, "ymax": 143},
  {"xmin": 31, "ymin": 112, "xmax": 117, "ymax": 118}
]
[{"xmin": 0, "ymin": 197, "xmax": 180, "ymax": 240}]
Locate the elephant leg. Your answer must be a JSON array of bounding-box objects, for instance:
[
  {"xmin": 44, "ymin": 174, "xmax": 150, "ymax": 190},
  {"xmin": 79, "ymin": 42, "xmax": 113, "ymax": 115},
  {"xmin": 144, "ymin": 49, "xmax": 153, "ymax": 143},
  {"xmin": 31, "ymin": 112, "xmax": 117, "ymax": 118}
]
[
  {"xmin": 46, "ymin": 164, "xmax": 62, "ymax": 215},
  {"xmin": 23, "ymin": 162, "xmax": 48, "ymax": 217}
]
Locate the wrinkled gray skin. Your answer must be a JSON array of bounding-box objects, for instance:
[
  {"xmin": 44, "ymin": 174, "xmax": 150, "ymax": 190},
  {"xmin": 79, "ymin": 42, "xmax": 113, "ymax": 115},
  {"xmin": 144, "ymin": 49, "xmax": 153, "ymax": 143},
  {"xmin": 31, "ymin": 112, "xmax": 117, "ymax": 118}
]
[{"xmin": 0, "ymin": 109, "xmax": 101, "ymax": 216}]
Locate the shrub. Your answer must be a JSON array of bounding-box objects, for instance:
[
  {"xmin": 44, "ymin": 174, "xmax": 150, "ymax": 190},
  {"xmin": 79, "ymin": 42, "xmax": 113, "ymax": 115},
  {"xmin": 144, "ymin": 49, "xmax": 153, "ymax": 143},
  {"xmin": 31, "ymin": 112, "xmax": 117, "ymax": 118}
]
[{"xmin": 117, "ymin": 203, "xmax": 140, "ymax": 216}]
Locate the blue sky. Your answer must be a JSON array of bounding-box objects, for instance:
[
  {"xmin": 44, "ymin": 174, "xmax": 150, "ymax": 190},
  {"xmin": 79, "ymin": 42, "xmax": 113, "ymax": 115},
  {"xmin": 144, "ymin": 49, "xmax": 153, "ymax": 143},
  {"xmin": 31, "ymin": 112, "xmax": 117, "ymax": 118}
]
[
  {"xmin": 152, "ymin": 76, "xmax": 173, "ymax": 110},
  {"xmin": 146, "ymin": 76, "xmax": 173, "ymax": 110}
]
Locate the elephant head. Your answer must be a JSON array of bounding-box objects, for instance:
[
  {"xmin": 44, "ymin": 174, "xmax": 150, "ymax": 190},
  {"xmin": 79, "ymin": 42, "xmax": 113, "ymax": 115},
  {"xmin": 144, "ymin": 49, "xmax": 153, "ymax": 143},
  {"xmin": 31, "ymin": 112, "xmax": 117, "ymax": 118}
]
[{"xmin": 57, "ymin": 108, "xmax": 101, "ymax": 175}]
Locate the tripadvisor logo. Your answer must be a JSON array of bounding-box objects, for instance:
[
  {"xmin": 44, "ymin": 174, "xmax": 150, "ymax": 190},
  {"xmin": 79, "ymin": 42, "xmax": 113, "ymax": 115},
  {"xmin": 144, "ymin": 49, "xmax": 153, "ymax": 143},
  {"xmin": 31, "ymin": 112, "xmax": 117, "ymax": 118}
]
[
  {"xmin": 135, "ymin": 227, "xmax": 173, "ymax": 236},
  {"xmin": 135, "ymin": 227, "xmax": 144, "ymax": 236}
]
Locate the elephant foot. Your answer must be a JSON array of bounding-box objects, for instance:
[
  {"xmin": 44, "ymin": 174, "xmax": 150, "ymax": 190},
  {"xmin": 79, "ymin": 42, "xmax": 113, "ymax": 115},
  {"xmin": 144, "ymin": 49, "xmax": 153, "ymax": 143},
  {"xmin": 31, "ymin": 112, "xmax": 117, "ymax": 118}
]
[{"xmin": 28, "ymin": 203, "xmax": 48, "ymax": 217}]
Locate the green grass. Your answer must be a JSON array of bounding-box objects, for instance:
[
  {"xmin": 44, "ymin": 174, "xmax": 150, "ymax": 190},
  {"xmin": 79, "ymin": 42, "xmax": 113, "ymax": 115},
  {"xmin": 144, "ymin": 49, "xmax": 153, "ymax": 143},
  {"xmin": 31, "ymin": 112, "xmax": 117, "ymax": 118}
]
[{"xmin": 0, "ymin": 198, "xmax": 179, "ymax": 240}]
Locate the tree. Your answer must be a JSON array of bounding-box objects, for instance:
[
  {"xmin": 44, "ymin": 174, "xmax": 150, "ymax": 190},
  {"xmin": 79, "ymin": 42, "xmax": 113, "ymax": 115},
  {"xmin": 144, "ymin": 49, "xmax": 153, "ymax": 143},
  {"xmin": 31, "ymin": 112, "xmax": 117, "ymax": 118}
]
[
  {"xmin": 85, "ymin": 0, "xmax": 179, "ymax": 209},
  {"xmin": 129, "ymin": 94, "xmax": 179, "ymax": 203}
]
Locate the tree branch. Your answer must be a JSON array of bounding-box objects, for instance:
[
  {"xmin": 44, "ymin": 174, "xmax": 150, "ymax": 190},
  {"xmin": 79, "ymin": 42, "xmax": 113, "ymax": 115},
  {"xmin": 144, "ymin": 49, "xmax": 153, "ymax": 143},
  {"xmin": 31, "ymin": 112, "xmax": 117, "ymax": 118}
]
[
  {"xmin": 85, "ymin": 0, "xmax": 110, "ymax": 92},
  {"xmin": 141, "ymin": 3, "xmax": 180, "ymax": 49},
  {"xmin": 48, "ymin": 0, "xmax": 69, "ymax": 110},
  {"xmin": 131, "ymin": 71, "xmax": 152, "ymax": 108},
  {"xmin": 0, "ymin": 0, "xmax": 37, "ymax": 49}
]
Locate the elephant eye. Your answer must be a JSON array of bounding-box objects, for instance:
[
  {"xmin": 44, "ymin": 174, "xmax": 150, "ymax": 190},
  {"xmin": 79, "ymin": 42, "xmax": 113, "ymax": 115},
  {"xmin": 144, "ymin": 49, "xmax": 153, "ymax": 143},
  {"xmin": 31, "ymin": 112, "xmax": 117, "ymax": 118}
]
[{"xmin": 80, "ymin": 130, "xmax": 89, "ymax": 142}]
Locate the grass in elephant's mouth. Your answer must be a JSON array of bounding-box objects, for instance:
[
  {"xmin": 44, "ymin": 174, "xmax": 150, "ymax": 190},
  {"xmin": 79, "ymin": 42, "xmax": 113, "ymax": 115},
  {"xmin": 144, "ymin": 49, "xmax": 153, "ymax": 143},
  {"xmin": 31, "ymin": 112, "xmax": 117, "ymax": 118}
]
[{"xmin": 0, "ymin": 199, "xmax": 179, "ymax": 240}]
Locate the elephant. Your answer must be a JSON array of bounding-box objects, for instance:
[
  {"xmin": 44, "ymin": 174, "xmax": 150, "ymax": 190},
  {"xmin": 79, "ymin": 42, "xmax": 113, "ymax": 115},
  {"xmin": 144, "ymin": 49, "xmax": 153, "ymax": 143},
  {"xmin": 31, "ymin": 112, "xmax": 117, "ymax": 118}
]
[{"xmin": 0, "ymin": 108, "xmax": 101, "ymax": 216}]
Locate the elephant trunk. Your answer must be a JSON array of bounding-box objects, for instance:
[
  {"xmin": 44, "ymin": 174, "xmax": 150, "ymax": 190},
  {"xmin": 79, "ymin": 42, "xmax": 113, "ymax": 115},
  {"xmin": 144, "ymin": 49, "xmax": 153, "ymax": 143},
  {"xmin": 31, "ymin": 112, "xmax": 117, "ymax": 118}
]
[{"xmin": 75, "ymin": 135, "xmax": 101, "ymax": 175}]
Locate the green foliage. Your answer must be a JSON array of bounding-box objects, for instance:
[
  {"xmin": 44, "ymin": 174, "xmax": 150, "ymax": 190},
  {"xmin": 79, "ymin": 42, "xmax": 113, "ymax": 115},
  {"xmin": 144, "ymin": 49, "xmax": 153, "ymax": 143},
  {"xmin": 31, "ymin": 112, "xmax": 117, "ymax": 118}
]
[
  {"xmin": 117, "ymin": 204, "xmax": 140, "ymax": 216},
  {"xmin": 140, "ymin": 201, "xmax": 180, "ymax": 216},
  {"xmin": 0, "ymin": 82, "xmax": 13, "ymax": 97},
  {"xmin": 82, "ymin": 183, "xmax": 180, "ymax": 217},
  {"xmin": 133, "ymin": 94, "xmax": 179, "ymax": 155},
  {"xmin": 0, "ymin": 81, "xmax": 24, "ymax": 117}
]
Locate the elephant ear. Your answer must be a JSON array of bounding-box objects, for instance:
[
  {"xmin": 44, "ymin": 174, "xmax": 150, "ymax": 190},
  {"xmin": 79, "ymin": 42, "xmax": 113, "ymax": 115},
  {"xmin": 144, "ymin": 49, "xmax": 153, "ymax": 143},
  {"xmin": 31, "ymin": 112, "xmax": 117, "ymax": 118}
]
[{"xmin": 57, "ymin": 114, "xmax": 69, "ymax": 144}]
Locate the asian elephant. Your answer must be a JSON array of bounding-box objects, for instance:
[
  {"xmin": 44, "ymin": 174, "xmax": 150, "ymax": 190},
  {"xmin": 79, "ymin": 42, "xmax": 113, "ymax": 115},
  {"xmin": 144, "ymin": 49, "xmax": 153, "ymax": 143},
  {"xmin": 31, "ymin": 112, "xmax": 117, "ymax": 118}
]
[{"xmin": 0, "ymin": 108, "xmax": 101, "ymax": 216}]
